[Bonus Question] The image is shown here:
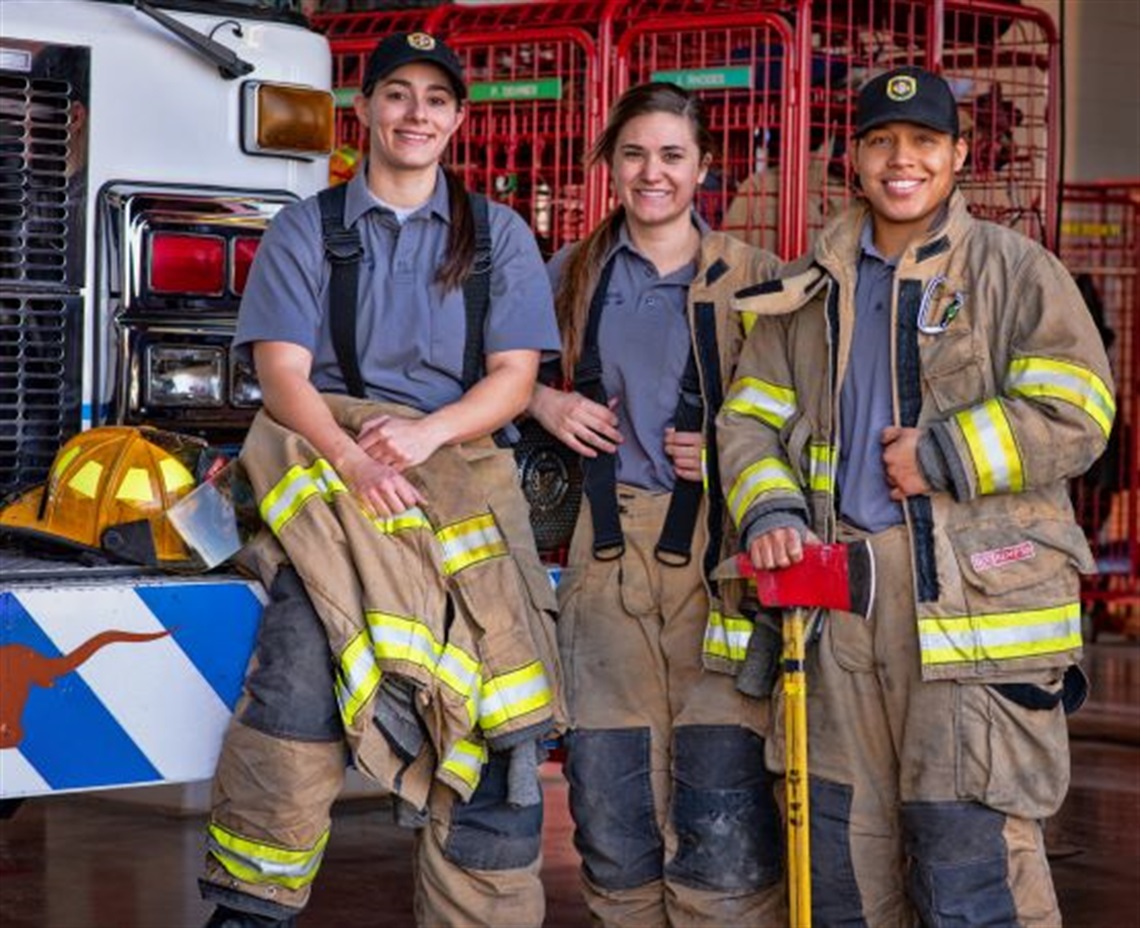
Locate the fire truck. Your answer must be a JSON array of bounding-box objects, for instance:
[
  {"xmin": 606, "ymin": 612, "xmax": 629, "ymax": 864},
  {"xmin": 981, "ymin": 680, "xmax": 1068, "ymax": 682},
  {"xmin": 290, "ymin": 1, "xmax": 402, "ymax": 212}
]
[{"xmin": 1, "ymin": 0, "xmax": 333, "ymax": 802}]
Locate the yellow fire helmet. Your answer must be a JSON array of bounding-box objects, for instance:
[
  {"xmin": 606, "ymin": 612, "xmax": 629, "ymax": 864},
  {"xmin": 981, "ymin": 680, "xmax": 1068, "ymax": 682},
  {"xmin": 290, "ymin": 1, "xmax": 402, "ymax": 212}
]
[{"xmin": 0, "ymin": 426, "xmax": 205, "ymax": 566}]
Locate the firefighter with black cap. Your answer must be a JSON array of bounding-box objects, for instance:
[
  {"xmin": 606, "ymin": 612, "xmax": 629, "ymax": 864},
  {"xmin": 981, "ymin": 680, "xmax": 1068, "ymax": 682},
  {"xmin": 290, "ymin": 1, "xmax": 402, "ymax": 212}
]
[
  {"xmin": 198, "ymin": 31, "xmax": 563, "ymax": 928},
  {"xmin": 718, "ymin": 65, "xmax": 1114, "ymax": 925}
]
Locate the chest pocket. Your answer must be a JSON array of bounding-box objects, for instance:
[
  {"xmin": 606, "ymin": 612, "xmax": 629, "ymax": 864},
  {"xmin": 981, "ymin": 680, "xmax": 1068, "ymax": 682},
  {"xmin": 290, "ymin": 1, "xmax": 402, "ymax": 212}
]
[{"xmin": 920, "ymin": 320, "xmax": 989, "ymax": 415}]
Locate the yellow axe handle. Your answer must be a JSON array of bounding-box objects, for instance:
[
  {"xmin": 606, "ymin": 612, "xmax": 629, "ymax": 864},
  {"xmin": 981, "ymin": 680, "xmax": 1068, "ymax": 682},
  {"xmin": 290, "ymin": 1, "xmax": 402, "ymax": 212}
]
[{"xmin": 784, "ymin": 606, "xmax": 812, "ymax": 928}]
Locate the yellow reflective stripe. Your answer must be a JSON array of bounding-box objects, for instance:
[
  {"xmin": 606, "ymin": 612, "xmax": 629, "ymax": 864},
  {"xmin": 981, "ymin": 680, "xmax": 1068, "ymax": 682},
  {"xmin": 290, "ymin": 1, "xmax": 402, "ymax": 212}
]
[
  {"xmin": 808, "ymin": 442, "xmax": 835, "ymax": 493},
  {"xmin": 723, "ymin": 376, "xmax": 797, "ymax": 430},
  {"xmin": 727, "ymin": 457, "xmax": 800, "ymax": 526},
  {"xmin": 260, "ymin": 459, "xmax": 348, "ymax": 535},
  {"xmin": 741, "ymin": 311, "xmax": 757, "ymax": 337},
  {"xmin": 436, "ymin": 512, "xmax": 508, "ymax": 575},
  {"xmin": 954, "ymin": 399, "xmax": 1024, "ymax": 494},
  {"xmin": 702, "ymin": 609, "xmax": 754, "ymax": 663},
  {"xmin": 159, "ymin": 456, "xmax": 195, "ymax": 493},
  {"xmin": 116, "ymin": 466, "xmax": 154, "ymax": 502},
  {"xmin": 68, "ymin": 459, "xmax": 103, "ymax": 499},
  {"xmin": 371, "ymin": 506, "xmax": 431, "ymax": 535},
  {"xmin": 207, "ymin": 822, "xmax": 329, "ymax": 890},
  {"xmin": 366, "ymin": 611, "xmax": 442, "ymax": 675},
  {"xmin": 700, "ymin": 446, "xmax": 709, "ymax": 494},
  {"xmin": 440, "ymin": 738, "xmax": 488, "ymax": 790},
  {"xmin": 335, "ymin": 630, "xmax": 382, "ymax": 727},
  {"xmin": 1006, "ymin": 356, "xmax": 1115, "ymax": 438},
  {"xmin": 364, "ymin": 613, "xmax": 481, "ymax": 721},
  {"xmin": 918, "ymin": 602, "xmax": 1082, "ymax": 666},
  {"xmin": 436, "ymin": 643, "xmax": 482, "ymax": 719},
  {"xmin": 478, "ymin": 661, "xmax": 552, "ymax": 732}
]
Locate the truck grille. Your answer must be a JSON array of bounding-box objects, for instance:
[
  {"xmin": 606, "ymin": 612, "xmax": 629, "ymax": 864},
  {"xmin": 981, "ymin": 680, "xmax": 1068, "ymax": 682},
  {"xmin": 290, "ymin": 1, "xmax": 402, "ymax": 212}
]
[
  {"xmin": 0, "ymin": 72, "xmax": 81, "ymax": 288},
  {"xmin": 0, "ymin": 293, "xmax": 82, "ymax": 497}
]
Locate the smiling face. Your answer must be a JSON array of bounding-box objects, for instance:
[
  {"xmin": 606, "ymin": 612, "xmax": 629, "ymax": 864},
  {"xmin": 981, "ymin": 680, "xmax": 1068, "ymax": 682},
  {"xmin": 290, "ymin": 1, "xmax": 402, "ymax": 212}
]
[
  {"xmin": 353, "ymin": 61, "xmax": 465, "ymax": 179},
  {"xmin": 852, "ymin": 121, "xmax": 968, "ymax": 256},
  {"xmin": 609, "ymin": 111, "xmax": 710, "ymax": 237}
]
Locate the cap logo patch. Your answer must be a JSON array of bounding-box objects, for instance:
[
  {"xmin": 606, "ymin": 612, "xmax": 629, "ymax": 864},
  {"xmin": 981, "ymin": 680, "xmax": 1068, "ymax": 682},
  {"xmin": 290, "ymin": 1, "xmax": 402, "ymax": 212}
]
[
  {"xmin": 408, "ymin": 32, "xmax": 436, "ymax": 51},
  {"xmin": 886, "ymin": 75, "xmax": 918, "ymax": 102}
]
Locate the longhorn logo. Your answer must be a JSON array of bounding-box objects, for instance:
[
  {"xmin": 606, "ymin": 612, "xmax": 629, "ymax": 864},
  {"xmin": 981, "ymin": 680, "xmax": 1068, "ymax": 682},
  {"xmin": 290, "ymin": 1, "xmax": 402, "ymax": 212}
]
[{"xmin": 0, "ymin": 629, "xmax": 172, "ymax": 749}]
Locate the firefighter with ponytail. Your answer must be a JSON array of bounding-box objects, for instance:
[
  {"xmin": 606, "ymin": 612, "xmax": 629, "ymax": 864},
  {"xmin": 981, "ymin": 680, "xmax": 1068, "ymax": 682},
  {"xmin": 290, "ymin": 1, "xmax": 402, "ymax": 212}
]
[
  {"xmin": 199, "ymin": 32, "xmax": 563, "ymax": 928},
  {"xmin": 527, "ymin": 82, "xmax": 785, "ymax": 927}
]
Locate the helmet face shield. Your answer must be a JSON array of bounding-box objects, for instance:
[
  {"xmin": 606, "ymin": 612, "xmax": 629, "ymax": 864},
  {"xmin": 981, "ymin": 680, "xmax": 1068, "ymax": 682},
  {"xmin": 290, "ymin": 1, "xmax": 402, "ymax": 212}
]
[
  {"xmin": 0, "ymin": 426, "xmax": 234, "ymax": 569},
  {"xmin": 165, "ymin": 458, "xmax": 260, "ymax": 570}
]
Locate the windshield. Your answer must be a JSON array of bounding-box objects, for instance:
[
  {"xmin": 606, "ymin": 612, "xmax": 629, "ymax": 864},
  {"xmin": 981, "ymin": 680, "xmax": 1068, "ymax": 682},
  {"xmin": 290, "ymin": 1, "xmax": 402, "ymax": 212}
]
[{"xmin": 92, "ymin": 0, "xmax": 306, "ymax": 25}]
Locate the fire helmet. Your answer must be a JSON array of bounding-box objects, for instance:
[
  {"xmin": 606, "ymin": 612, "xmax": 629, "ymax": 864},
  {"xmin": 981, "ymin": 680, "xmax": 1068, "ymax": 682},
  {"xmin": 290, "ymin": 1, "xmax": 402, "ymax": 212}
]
[{"xmin": 0, "ymin": 426, "xmax": 203, "ymax": 565}]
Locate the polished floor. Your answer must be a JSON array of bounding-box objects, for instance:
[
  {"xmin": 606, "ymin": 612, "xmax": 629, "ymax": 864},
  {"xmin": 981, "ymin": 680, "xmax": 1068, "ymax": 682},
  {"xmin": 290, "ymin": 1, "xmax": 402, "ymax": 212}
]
[{"xmin": 2, "ymin": 640, "xmax": 1138, "ymax": 928}]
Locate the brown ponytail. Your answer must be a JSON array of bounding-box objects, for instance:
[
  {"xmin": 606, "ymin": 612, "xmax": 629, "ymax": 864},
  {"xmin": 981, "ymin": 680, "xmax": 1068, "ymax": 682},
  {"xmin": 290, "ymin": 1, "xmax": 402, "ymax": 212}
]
[{"xmin": 438, "ymin": 166, "xmax": 475, "ymax": 291}]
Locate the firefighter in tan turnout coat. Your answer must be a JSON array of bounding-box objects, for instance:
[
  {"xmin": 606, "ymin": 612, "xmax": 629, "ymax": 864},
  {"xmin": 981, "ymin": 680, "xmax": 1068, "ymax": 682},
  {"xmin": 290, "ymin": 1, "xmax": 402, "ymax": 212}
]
[{"xmin": 717, "ymin": 66, "xmax": 1115, "ymax": 926}]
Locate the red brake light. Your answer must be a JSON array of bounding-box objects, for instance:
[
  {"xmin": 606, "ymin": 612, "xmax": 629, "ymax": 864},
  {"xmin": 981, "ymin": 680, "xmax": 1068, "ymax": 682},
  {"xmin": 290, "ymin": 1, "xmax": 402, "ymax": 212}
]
[
  {"xmin": 149, "ymin": 233, "xmax": 226, "ymax": 295},
  {"xmin": 232, "ymin": 236, "xmax": 260, "ymax": 295}
]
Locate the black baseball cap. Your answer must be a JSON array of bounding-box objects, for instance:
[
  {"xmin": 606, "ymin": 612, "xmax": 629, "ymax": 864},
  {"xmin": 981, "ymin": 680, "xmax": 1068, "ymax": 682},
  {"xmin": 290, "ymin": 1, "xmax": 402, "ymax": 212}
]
[
  {"xmin": 361, "ymin": 32, "xmax": 466, "ymax": 101},
  {"xmin": 854, "ymin": 66, "xmax": 959, "ymax": 138}
]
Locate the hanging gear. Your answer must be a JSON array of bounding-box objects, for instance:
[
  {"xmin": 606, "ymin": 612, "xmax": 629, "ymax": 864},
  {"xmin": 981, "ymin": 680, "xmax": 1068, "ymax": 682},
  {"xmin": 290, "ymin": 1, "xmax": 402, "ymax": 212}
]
[{"xmin": 0, "ymin": 426, "xmax": 204, "ymax": 565}]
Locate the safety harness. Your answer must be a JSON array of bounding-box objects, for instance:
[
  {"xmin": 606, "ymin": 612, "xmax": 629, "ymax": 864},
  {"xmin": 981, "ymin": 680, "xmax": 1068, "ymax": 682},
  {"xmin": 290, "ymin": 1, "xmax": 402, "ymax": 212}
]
[
  {"xmin": 573, "ymin": 254, "xmax": 723, "ymax": 568},
  {"xmin": 317, "ymin": 183, "xmax": 493, "ymax": 397}
]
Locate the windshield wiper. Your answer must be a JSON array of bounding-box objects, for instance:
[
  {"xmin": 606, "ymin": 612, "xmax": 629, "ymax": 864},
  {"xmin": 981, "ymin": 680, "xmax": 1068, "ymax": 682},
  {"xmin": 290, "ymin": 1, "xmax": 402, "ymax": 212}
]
[{"xmin": 134, "ymin": 0, "xmax": 255, "ymax": 80}]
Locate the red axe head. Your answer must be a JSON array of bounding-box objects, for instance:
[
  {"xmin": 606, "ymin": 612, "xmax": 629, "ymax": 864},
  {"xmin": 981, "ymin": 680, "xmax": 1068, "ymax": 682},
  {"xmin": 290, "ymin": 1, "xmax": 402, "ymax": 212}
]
[{"xmin": 718, "ymin": 541, "xmax": 876, "ymax": 619}]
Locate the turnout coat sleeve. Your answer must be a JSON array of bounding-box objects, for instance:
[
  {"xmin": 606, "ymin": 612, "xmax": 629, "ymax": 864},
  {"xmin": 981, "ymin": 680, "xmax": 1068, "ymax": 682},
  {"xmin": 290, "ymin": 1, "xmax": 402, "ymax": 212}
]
[
  {"xmin": 715, "ymin": 262, "xmax": 825, "ymax": 545},
  {"xmin": 923, "ymin": 231, "xmax": 1116, "ymax": 503}
]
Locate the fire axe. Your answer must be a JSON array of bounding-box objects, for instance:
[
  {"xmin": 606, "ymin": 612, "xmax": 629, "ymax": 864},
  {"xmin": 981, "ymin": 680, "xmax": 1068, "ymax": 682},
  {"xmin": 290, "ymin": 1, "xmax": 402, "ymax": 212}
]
[{"xmin": 715, "ymin": 541, "xmax": 876, "ymax": 928}]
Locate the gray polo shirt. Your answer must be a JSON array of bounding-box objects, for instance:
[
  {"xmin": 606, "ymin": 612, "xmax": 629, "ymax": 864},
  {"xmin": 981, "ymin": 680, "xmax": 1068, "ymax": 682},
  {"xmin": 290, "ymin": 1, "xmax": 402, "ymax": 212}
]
[
  {"xmin": 836, "ymin": 220, "xmax": 905, "ymax": 533},
  {"xmin": 549, "ymin": 216, "xmax": 706, "ymax": 493},
  {"xmin": 234, "ymin": 166, "xmax": 559, "ymax": 414}
]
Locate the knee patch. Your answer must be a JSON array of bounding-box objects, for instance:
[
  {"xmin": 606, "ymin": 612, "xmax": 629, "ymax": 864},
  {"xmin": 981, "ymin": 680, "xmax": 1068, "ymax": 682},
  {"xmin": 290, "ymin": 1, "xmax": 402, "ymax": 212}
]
[
  {"xmin": 809, "ymin": 777, "xmax": 865, "ymax": 927},
  {"xmin": 665, "ymin": 725, "xmax": 781, "ymax": 892},
  {"xmin": 903, "ymin": 802, "xmax": 1018, "ymax": 927},
  {"xmin": 564, "ymin": 728, "xmax": 662, "ymax": 890},
  {"xmin": 239, "ymin": 567, "xmax": 343, "ymax": 741},
  {"xmin": 444, "ymin": 750, "xmax": 543, "ymax": 871}
]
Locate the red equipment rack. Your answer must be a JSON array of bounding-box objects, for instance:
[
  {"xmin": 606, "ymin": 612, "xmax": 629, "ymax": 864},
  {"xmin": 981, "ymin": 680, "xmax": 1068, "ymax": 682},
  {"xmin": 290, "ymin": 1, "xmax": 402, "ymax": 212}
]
[
  {"xmin": 1061, "ymin": 182, "xmax": 1140, "ymax": 636},
  {"xmin": 319, "ymin": 1, "xmax": 1060, "ymax": 256}
]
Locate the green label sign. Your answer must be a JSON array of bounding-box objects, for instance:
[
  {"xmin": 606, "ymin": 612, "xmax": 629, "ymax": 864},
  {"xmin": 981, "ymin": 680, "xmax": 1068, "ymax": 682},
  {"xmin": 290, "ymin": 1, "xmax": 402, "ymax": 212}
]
[
  {"xmin": 333, "ymin": 88, "xmax": 356, "ymax": 109},
  {"xmin": 651, "ymin": 66, "xmax": 753, "ymax": 91},
  {"xmin": 469, "ymin": 77, "xmax": 564, "ymax": 102}
]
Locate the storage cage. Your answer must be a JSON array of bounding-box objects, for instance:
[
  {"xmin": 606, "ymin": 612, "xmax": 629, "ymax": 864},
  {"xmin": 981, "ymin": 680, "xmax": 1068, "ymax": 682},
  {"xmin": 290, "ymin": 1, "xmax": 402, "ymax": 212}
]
[
  {"xmin": 320, "ymin": 0, "xmax": 1059, "ymax": 255},
  {"xmin": 1061, "ymin": 182, "xmax": 1140, "ymax": 636}
]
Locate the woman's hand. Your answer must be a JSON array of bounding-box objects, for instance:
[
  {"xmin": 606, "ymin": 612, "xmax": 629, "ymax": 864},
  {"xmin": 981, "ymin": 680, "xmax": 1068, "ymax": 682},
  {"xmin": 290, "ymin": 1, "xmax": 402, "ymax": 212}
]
[
  {"xmin": 665, "ymin": 428, "xmax": 704, "ymax": 483},
  {"xmin": 337, "ymin": 446, "xmax": 424, "ymax": 518},
  {"xmin": 357, "ymin": 414, "xmax": 445, "ymax": 471},
  {"xmin": 530, "ymin": 385, "xmax": 623, "ymax": 457}
]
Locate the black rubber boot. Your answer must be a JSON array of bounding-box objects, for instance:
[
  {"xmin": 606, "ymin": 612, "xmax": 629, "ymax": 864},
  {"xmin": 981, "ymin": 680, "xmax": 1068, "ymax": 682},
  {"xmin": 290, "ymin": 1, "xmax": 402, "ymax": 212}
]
[{"xmin": 203, "ymin": 905, "xmax": 299, "ymax": 928}]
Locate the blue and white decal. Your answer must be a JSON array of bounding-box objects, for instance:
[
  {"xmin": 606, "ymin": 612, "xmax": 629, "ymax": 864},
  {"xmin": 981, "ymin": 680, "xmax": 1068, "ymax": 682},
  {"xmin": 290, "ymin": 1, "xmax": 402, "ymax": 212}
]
[{"xmin": 0, "ymin": 579, "xmax": 264, "ymax": 799}]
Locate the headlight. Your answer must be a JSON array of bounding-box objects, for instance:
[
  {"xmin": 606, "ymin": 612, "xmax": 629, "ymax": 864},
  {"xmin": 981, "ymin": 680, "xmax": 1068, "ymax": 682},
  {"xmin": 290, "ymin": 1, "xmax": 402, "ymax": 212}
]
[
  {"xmin": 146, "ymin": 345, "xmax": 225, "ymax": 407},
  {"xmin": 242, "ymin": 81, "xmax": 335, "ymax": 159},
  {"xmin": 230, "ymin": 356, "xmax": 262, "ymax": 408}
]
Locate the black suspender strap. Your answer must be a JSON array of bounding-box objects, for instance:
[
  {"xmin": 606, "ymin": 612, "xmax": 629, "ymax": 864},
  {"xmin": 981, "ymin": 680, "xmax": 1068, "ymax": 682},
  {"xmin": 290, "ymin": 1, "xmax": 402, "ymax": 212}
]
[
  {"xmin": 461, "ymin": 192, "xmax": 492, "ymax": 392},
  {"xmin": 692, "ymin": 302, "xmax": 726, "ymax": 583},
  {"xmin": 574, "ymin": 257, "xmax": 624, "ymax": 560},
  {"xmin": 654, "ymin": 347, "xmax": 704, "ymax": 566},
  {"xmin": 318, "ymin": 185, "xmax": 494, "ymax": 402},
  {"xmin": 318, "ymin": 184, "xmax": 366, "ymax": 399}
]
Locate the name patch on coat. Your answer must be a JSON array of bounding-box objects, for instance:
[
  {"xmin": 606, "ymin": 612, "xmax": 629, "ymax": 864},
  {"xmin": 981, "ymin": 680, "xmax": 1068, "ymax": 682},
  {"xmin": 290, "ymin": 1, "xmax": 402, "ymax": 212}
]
[{"xmin": 970, "ymin": 540, "xmax": 1036, "ymax": 573}]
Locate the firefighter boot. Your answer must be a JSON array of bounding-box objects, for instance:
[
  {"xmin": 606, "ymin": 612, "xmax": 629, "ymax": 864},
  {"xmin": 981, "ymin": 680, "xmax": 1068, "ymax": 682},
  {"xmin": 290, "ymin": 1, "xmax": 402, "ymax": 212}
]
[{"xmin": 203, "ymin": 904, "xmax": 298, "ymax": 928}]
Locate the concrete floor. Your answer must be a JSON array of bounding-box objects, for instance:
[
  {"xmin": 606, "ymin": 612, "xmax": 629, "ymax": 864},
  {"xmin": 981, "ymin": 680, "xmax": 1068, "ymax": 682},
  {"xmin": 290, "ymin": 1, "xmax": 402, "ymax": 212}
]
[{"xmin": 2, "ymin": 639, "xmax": 1138, "ymax": 928}]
